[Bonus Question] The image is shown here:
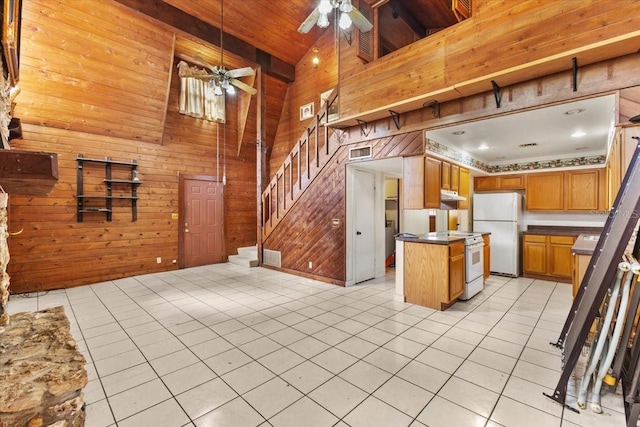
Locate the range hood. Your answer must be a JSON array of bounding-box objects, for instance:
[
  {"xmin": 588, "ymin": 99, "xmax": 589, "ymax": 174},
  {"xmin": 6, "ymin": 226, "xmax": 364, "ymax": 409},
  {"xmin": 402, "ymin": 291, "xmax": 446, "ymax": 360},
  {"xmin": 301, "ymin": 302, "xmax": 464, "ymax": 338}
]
[{"xmin": 440, "ymin": 189, "xmax": 467, "ymax": 201}]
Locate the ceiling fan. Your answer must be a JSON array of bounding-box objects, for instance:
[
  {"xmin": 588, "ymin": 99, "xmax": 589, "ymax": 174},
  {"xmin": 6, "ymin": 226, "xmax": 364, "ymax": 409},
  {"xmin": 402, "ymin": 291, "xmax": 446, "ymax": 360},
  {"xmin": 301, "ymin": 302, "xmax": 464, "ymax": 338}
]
[
  {"xmin": 298, "ymin": 0, "xmax": 373, "ymax": 33},
  {"xmin": 188, "ymin": 0, "xmax": 257, "ymax": 96},
  {"xmin": 190, "ymin": 57, "xmax": 257, "ymax": 96}
]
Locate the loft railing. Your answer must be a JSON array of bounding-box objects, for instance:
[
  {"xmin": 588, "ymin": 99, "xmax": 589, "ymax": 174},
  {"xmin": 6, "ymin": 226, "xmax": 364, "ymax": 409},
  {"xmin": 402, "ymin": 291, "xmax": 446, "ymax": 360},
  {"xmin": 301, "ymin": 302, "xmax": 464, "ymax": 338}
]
[{"xmin": 261, "ymin": 88, "xmax": 341, "ymax": 240}]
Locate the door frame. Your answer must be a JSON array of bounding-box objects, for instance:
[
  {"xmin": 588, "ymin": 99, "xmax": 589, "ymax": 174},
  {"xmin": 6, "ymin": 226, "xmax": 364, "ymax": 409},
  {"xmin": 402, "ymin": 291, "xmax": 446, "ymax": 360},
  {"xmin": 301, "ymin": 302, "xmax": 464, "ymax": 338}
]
[
  {"xmin": 345, "ymin": 165, "xmax": 387, "ymax": 286},
  {"xmin": 178, "ymin": 173, "xmax": 226, "ymax": 269}
]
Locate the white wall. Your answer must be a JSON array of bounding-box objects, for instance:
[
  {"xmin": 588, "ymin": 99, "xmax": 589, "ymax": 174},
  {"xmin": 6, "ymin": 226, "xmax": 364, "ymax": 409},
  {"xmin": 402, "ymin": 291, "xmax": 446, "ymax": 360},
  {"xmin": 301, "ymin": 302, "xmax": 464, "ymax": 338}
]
[
  {"xmin": 522, "ymin": 211, "xmax": 606, "ymax": 228},
  {"xmin": 401, "ymin": 209, "xmax": 431, "ymax": 234}
]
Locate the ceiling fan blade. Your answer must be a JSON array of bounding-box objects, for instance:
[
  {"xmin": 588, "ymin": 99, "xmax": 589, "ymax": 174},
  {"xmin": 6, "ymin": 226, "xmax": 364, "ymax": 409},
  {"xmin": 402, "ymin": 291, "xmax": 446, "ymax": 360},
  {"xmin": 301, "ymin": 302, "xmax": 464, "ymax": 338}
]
[
  {"xmin": 193, "ymin": 55, "xmax": 218, "ymax": 73},
  {"xmin": 298, "ymin": 7, "xmax": 320, "ymax": 33},
  {"xmin": 349, "ymin": 8, "xmax": 373, "ymax": 32},
  {"xmin": 227, "ymin": 67, "xmax": 255, "ymax": 78},
  {"xmin": 230, "ymin": 78, "xmax": 257, "ymax": 95}
]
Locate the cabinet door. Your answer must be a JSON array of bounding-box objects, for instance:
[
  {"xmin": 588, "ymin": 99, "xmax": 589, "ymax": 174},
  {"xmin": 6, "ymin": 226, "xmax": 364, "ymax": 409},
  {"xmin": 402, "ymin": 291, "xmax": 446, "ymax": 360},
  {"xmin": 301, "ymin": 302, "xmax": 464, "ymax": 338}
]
[
  {"xmin": 451, "ymin": 165, "xmax": 460, "ymax": 192},
  {"xmin": 526, "ymin": 172, "xmax": 564, "ymax": 210},
  {"xmin": 482, "ymin": 235, "xmax": 490, "ymax": 279},
  {"xmin": 424, "ymin": 157, "xmax": 442, "ymax": 209},
  {"xmin": 500, "ymin": 175, "xmax": 525, "ymax": 189},
  {"xmin": 474, "ymin": 176, "xmax": 499, "ymax": 191},
  {"xmin": 458, "ymin": 167, "xmax": 470, "ymax": 209},
  {"xmin": 523, "ymin": 237, "xmax": 547, "ymax": 275},
  {"xmin": 449, "ymin": 253, "xmax": 465, "ymax": 301},
  {"xmin": 402, "ymin": 156, "xmax": 424, "ymax": 209},
  {"xmin": 441, "ymin": 161, "xmax": 451, "ymax": 190},
  {"xmin": 548, "ymin": 236, "xmax": 575, "ymax": 279},
  {"xmin": 565, "ymin": 170, "xmax": 599, "ymax": 210}
]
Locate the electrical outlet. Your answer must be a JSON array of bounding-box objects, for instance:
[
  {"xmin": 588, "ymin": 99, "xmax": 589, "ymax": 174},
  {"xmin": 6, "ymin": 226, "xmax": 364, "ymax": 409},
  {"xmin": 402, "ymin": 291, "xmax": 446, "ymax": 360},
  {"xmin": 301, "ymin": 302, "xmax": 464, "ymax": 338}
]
[
  {"xmin": 308, "ymin": 261, "xmax": 313, "ymax": 269},
  {"xmin": 172, "ymin": 259, "xmax": 177, "ymax": 264},
  {"xmin": 156, "ymin": 257, "xmax": 162, "ymax": 264},
  {"xmin": 171, "ymin": 213, "xmax": 179, "ymax": 220}
]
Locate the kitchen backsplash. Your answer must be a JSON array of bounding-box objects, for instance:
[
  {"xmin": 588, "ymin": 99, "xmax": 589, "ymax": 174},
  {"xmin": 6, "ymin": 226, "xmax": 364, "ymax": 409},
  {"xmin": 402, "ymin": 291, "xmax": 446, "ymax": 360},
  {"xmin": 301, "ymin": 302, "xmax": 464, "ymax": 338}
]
[{"xmin": 522, "ymin": 210, "xmax": 607, "ymax": 228}]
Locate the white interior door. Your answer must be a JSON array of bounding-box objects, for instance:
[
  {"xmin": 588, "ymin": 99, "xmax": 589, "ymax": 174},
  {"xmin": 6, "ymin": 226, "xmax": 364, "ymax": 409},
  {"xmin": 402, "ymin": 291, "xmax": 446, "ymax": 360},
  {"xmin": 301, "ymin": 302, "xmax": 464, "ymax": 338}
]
[{"xmin": 355, "ymin": 169, "xmax": 376, "ymax": 283}]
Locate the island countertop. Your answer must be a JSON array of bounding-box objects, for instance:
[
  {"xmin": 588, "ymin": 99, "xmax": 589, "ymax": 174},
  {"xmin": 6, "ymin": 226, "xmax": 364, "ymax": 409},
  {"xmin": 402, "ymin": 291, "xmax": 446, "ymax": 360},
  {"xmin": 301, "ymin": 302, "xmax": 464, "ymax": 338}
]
[
  {"xmin": 571, "ymin": 234, "xmax": 600, "ymax": 255},
  {"xmin": 395, "ymin": 231, "xmax": 490, "ymax": 245}
]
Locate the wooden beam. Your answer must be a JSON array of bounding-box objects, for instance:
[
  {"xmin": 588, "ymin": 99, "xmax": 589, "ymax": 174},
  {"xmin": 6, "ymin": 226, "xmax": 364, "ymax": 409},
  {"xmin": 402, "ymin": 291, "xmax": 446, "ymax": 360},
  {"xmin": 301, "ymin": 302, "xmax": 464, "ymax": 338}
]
[
  {"xmin": 113, "ymin": 0, "xmax": 295, "ymax": 83},
  {"xmin": 0, "ymin": 150, "xmax": 59, "ymax": 196},
  {"xmin": 237, "ymin": 73, "xmax": 256, "ymax": 156}
]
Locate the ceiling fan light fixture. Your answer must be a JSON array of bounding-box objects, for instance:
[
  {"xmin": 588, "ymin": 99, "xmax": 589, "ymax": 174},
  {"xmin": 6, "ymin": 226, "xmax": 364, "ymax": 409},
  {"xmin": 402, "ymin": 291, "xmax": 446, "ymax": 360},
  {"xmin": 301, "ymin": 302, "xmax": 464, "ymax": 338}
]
[
  {"xmin": 213, "ymin": 84, "xmax": 223, "ymax": 96},
  {"xmin": 226, "ymin": 84, "xmax": 235, "ymax": 95},
  {"xmin": 340, "ymin": 0, "xmax": 353, "ymax": 13},
  {"xmin": 338, "ymin": 11, "xmax": 352, "ymax": 29},
  {"xmin": 318, "ymin": 0, "xmax": 333, "ymax": 14},
  {"xmin": 317, "ymin": 13, "xmax": 330, "ymax": 28}
]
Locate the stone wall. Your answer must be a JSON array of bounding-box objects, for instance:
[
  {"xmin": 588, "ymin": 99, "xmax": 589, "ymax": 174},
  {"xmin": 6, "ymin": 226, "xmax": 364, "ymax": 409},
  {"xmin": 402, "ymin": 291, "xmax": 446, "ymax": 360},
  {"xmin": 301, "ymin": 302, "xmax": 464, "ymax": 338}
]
[{"xmin": 0, "ymin": 306, "xmax": 88, "ymax": 427}]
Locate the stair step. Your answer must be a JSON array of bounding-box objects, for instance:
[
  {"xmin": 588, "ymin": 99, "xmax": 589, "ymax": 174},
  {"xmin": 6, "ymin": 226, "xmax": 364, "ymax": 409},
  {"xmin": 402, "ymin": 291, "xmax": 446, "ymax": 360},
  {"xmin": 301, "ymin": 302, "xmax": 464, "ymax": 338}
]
[{"xmin": 228, "ymin": 245, "xmax": 258, "ymax": 268}]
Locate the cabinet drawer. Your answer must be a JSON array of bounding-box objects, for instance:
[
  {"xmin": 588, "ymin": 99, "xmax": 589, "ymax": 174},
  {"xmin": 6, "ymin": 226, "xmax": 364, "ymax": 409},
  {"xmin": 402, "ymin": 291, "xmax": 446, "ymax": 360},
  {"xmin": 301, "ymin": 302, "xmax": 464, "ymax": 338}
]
[
  {"xmin": 449, "ymin": 241, "xmax": 464, "ymax": 256},
  {"xmin": 549, "ymin": 235, "xmax": 575, "ymax": 245},
  {"xmin": 523, "ymin": 234, "xmax": 546, "ymax": 243}
]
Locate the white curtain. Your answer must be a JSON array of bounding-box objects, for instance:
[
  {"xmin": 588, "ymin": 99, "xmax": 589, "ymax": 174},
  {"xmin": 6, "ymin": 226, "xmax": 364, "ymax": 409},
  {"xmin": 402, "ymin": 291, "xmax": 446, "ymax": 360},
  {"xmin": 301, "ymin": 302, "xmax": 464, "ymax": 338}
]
[{"xmin": 177, "ymin": 61, "xmax": 225, "ymax": 123}]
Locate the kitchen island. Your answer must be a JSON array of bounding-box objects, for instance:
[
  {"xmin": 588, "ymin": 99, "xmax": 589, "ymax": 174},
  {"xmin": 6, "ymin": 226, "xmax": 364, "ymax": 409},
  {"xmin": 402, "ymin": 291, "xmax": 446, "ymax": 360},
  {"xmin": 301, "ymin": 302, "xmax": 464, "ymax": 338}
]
[{"xmin": 395, "ymin": 232, "xmax": 487, "ymax": 311}]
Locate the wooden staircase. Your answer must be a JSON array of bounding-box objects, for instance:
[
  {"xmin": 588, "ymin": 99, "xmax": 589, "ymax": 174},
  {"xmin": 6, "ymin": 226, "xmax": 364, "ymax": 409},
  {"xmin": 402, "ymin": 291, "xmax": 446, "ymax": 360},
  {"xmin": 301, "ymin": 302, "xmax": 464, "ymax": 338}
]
[{"xmin": 261, "ymin": 89, "xmax": 342, "ymax": 240}]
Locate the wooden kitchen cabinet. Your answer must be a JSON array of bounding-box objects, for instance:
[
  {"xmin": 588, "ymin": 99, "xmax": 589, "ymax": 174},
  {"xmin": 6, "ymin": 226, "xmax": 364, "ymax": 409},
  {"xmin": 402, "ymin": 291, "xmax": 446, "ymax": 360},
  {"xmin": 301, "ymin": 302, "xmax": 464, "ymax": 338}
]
[
  {"xmin": 523, "ymin": 235, "xmax": 547, "ymax": 275},
  {"xmin": 474, "ymin": 174, "xmax": 525, "ymax": 191},
  {"xmin": 424, "ymin": 156, "xmax": 442, "ymax": 209},
  {"xmin": 482, "ymin": 234, "xmax": 491, "ymax": 280},
  {"xmin": 441, "ymin": 161, "xmax": 451, "ymax": 190},
  {"xmin": 458, "ymin": 167, "xmax": 470, "ymax": 209},
  {"xmin": 449, "ymin": 242, "xmax": 465, "ymax": 301},
  {"xmin": 572, "ymin": 253, "xmax": 592, "ymax": 297},
  {"xmin": 527, "ymin": 169, "xmax": 604, "ymax": 211},
  {"xmin": 523, "ymin": 234, "xmax": 576, "ymax": 282},
  {"xmin": 565, "ymin": 169, "xmax": 602, "ymax": 210},
  {"xmin": 402, "ymin": 156, "xmax": 424, "ymax": 209},
  {"xmin": 403, "ymin": 240, "xmax": 464, "ymax": 311},
  {"xmin": 451, "ymin": 165, "xmax": 460, "ymax": 192},
  {"xmin": 526, "ymin": 172, "xmax": 565, "ymax": 210}
]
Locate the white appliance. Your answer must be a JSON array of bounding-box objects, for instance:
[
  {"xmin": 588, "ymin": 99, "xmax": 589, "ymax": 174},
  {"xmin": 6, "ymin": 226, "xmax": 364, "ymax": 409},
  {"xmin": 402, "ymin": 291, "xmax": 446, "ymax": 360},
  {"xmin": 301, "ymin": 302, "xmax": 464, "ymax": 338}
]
[{"xmin": 472, "ymin": 192, "xmax": 522, "ymax": 277}]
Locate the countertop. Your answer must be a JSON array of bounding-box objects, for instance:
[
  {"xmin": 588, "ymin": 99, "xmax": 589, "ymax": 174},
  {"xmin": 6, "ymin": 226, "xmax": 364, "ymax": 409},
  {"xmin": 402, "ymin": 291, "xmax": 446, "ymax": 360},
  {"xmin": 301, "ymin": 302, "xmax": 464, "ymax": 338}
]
[
  {"xmin": 524, "ymin": 225, "xmax": 603, "ymax": 236},
  {"xmin": 571, "ymin": 234, "xmax": 600, "ymax": 255},
  {"xmin": 395, "ymin": 231, "xmax": 490, "ymax": 245}
]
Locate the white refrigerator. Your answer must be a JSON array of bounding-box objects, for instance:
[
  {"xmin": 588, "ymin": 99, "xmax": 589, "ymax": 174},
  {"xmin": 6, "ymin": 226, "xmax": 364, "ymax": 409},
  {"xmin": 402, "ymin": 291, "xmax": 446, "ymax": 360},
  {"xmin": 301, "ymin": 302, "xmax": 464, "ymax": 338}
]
[{"xmin": 472, "ymin": 192, "xmax": 522, "ymax": 277}]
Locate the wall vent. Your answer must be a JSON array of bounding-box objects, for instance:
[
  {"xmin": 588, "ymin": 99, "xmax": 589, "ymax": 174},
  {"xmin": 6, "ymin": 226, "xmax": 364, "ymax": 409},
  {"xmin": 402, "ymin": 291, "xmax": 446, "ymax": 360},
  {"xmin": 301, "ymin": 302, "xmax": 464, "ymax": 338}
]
[
  {"xmin": 519, "ymin": 143, "xmax": 538, "ymax": 148},
  {"xmin": 263, "ymin": 249, "xmax": 281, "ymax": 268},
  {"xmin": 349, "ymin": 146, "xmax": 372, "ymax": 160}
]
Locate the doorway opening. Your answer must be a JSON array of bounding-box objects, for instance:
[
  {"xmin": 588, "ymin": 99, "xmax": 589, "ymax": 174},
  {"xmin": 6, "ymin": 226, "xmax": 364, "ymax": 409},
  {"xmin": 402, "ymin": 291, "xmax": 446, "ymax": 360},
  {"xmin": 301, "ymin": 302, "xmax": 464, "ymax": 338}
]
[{"xmin": 345, "ymin": 158, "xmax": 402, "ymax": 286}]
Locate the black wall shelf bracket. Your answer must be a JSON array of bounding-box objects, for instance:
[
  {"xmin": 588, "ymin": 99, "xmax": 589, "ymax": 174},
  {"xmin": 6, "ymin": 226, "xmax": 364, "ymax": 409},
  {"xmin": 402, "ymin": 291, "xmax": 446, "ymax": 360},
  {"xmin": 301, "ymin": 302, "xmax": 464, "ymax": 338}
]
[
  {"xmin": 572, "ymin": 57, "xmax": 578, "ymax": 92},
  {"xmin": 356, "ymin": 119, "xmax": 371, "ymax": 137},
  {"xmin": 389, "ymin": 110, "xmax": 401, "ymax": 130},
  {"xmin": 491, "ymin": 80, "xmax": 502, "ymax": 108},
  {"xmin": 423, "ymin": 100, "xmax": 440, "ymax": 118}
]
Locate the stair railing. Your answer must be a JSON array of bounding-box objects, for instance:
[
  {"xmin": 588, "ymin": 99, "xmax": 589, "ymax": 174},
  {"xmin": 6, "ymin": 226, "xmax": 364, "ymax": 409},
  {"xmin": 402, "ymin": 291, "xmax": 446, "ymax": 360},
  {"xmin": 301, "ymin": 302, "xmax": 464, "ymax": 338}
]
[{"xmin": 261, "ymin": 88, "xmax": 341, "ymax": 239}]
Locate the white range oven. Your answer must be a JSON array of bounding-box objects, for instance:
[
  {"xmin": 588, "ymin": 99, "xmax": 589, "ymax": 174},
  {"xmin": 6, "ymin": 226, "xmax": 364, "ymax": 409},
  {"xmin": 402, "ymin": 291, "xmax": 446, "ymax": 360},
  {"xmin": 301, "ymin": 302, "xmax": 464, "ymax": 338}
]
[{"xmin": 460, "ymin": 234, "xmax": 485, "ymax": 300}]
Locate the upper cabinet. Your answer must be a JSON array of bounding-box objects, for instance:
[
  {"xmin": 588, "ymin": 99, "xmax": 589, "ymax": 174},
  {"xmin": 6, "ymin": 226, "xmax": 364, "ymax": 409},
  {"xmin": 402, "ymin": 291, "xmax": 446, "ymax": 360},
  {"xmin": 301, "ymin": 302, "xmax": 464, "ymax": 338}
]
[
  {"xmin": 458, "ymin": 167, "xmax": 470, "ymax": 209},
  {"xmin": 474, "ymin": 175, "xmax": 525, "ymax": 191},
  {"xmin": 526, "ymin": 172, "xmax": 565, "ymax": 210},
  {"xmin": 526, "ymin": 169, "xmax": 605, "ymax": 211},
  {"xmin": 441, "ymin": 161, "xmax": 451, "ymax": 190},
  {"xmin": 424, "ymin": 157, "xmax": 442, "ymax": 209}
]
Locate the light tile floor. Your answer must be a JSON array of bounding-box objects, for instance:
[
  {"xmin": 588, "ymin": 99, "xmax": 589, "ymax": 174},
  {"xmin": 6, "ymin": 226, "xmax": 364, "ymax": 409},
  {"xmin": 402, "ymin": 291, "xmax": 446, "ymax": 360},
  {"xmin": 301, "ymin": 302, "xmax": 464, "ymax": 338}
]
[{"xmin": 7, "ymin": 264, "xmax": 628, "ymax": 427}]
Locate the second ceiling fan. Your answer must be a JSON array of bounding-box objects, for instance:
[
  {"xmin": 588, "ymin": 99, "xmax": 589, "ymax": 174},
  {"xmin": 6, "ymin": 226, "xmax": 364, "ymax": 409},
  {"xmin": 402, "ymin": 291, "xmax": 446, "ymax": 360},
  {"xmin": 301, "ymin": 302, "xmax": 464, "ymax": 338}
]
[{"xmin": 298, "ymin": 0, "xmax": 373, "ymax": 33}]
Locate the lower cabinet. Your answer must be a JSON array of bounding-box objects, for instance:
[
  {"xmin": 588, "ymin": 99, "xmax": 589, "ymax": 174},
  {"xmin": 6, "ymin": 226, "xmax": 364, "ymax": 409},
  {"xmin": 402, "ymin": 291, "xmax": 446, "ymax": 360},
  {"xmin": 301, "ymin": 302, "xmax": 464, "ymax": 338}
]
[
  {"xmin": 482, "ymin": 234, "xmax": 491, "ymax": 279},
  {"xmin": 572, "ymin": 253, "xmax": 592, "ymax": 297},
  {"xmin": 523, "ymin": 234, "xmax": 576, "ymax": 283},
  {"xmin": 404, "ymin": 241, "xmax": 465, "ymax": 310},
  {"xmin": 449, "ymin": 242, "xmax": 465, "ymax": 301}
]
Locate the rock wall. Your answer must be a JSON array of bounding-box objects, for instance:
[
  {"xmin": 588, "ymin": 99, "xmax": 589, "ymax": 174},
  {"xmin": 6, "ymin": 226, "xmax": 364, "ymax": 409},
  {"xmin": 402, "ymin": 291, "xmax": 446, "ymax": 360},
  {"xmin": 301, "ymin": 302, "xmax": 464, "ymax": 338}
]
[{"xmin": 0, "ymin": 306, "xmax": 88, "ymax": 427}]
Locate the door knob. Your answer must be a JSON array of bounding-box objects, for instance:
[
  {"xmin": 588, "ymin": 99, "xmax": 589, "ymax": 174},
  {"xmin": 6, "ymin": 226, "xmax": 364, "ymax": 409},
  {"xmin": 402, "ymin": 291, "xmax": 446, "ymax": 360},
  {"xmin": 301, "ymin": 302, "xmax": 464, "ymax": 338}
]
[
  {"xmin": 185, "ymin": 229, "xmax": 189, "ymax": 233},
  {"xmin": 356, "ymin": 231, "xmax": 362, "ymax": 235}
]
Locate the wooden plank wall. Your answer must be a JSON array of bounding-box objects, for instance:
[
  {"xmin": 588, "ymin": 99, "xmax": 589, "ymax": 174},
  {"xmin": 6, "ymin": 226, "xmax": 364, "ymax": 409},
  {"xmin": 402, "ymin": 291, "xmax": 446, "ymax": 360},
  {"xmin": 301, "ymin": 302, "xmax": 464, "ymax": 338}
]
[
  {"xmin": 8, "ymin": 0, "xmax": 258, "ymax": 293},
  {"xmin": 338, "ymin": 0, "xmax": 640, "ymax": 119},
  {"xmin": 264, "ymin": 131, "xmax": 423, "ymax": 284},
  {"xmin": 269, "ymin": 28, "xmax": 339, "ymax": 173}
]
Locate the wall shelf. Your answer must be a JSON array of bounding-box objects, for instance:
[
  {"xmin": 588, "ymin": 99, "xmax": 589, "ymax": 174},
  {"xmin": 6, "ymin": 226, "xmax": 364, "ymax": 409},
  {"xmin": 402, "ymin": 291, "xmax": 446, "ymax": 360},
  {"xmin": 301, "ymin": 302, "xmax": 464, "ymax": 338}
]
[{"xmin": 76, "ymin": 154, "xmax": 141, "ymax": 222}]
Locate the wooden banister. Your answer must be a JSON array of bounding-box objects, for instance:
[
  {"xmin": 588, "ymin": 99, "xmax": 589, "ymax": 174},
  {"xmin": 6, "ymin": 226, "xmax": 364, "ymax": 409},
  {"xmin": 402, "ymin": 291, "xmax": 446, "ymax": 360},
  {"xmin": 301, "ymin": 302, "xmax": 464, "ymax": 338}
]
[{"xmin": 261, "ymin": 88, "xmax": 340, "ymax": 240}]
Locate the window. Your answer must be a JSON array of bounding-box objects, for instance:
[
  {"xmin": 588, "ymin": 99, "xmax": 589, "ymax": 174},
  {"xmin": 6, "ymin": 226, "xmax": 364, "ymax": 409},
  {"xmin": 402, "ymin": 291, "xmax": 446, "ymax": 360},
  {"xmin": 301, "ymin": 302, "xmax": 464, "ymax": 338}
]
[{"xmin": 177, "ymin": 61, "xmax": 225, "ymax": 123}]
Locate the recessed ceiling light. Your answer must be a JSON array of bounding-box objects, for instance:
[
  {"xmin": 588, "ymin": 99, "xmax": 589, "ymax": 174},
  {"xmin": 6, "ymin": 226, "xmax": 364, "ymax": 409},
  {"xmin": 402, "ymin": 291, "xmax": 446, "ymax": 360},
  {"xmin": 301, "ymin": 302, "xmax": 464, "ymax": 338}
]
[
  {"xmin": 519, "ymin": 143, "xmax": 538, "ymax": 148},
  {"xmin": 478, "ymin": 144, "xmax": 489, "ymax": 150},
  {"xmin": 571, "ymin": 131, "xmax": 587, "ymax": 138},
  {"xmin": 564, "ymin": 108, "xmax": 586, "ymax": 115},
  {"xmin": 452, "ymin": 131, "xmax": 465, "ymax": 135}
]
